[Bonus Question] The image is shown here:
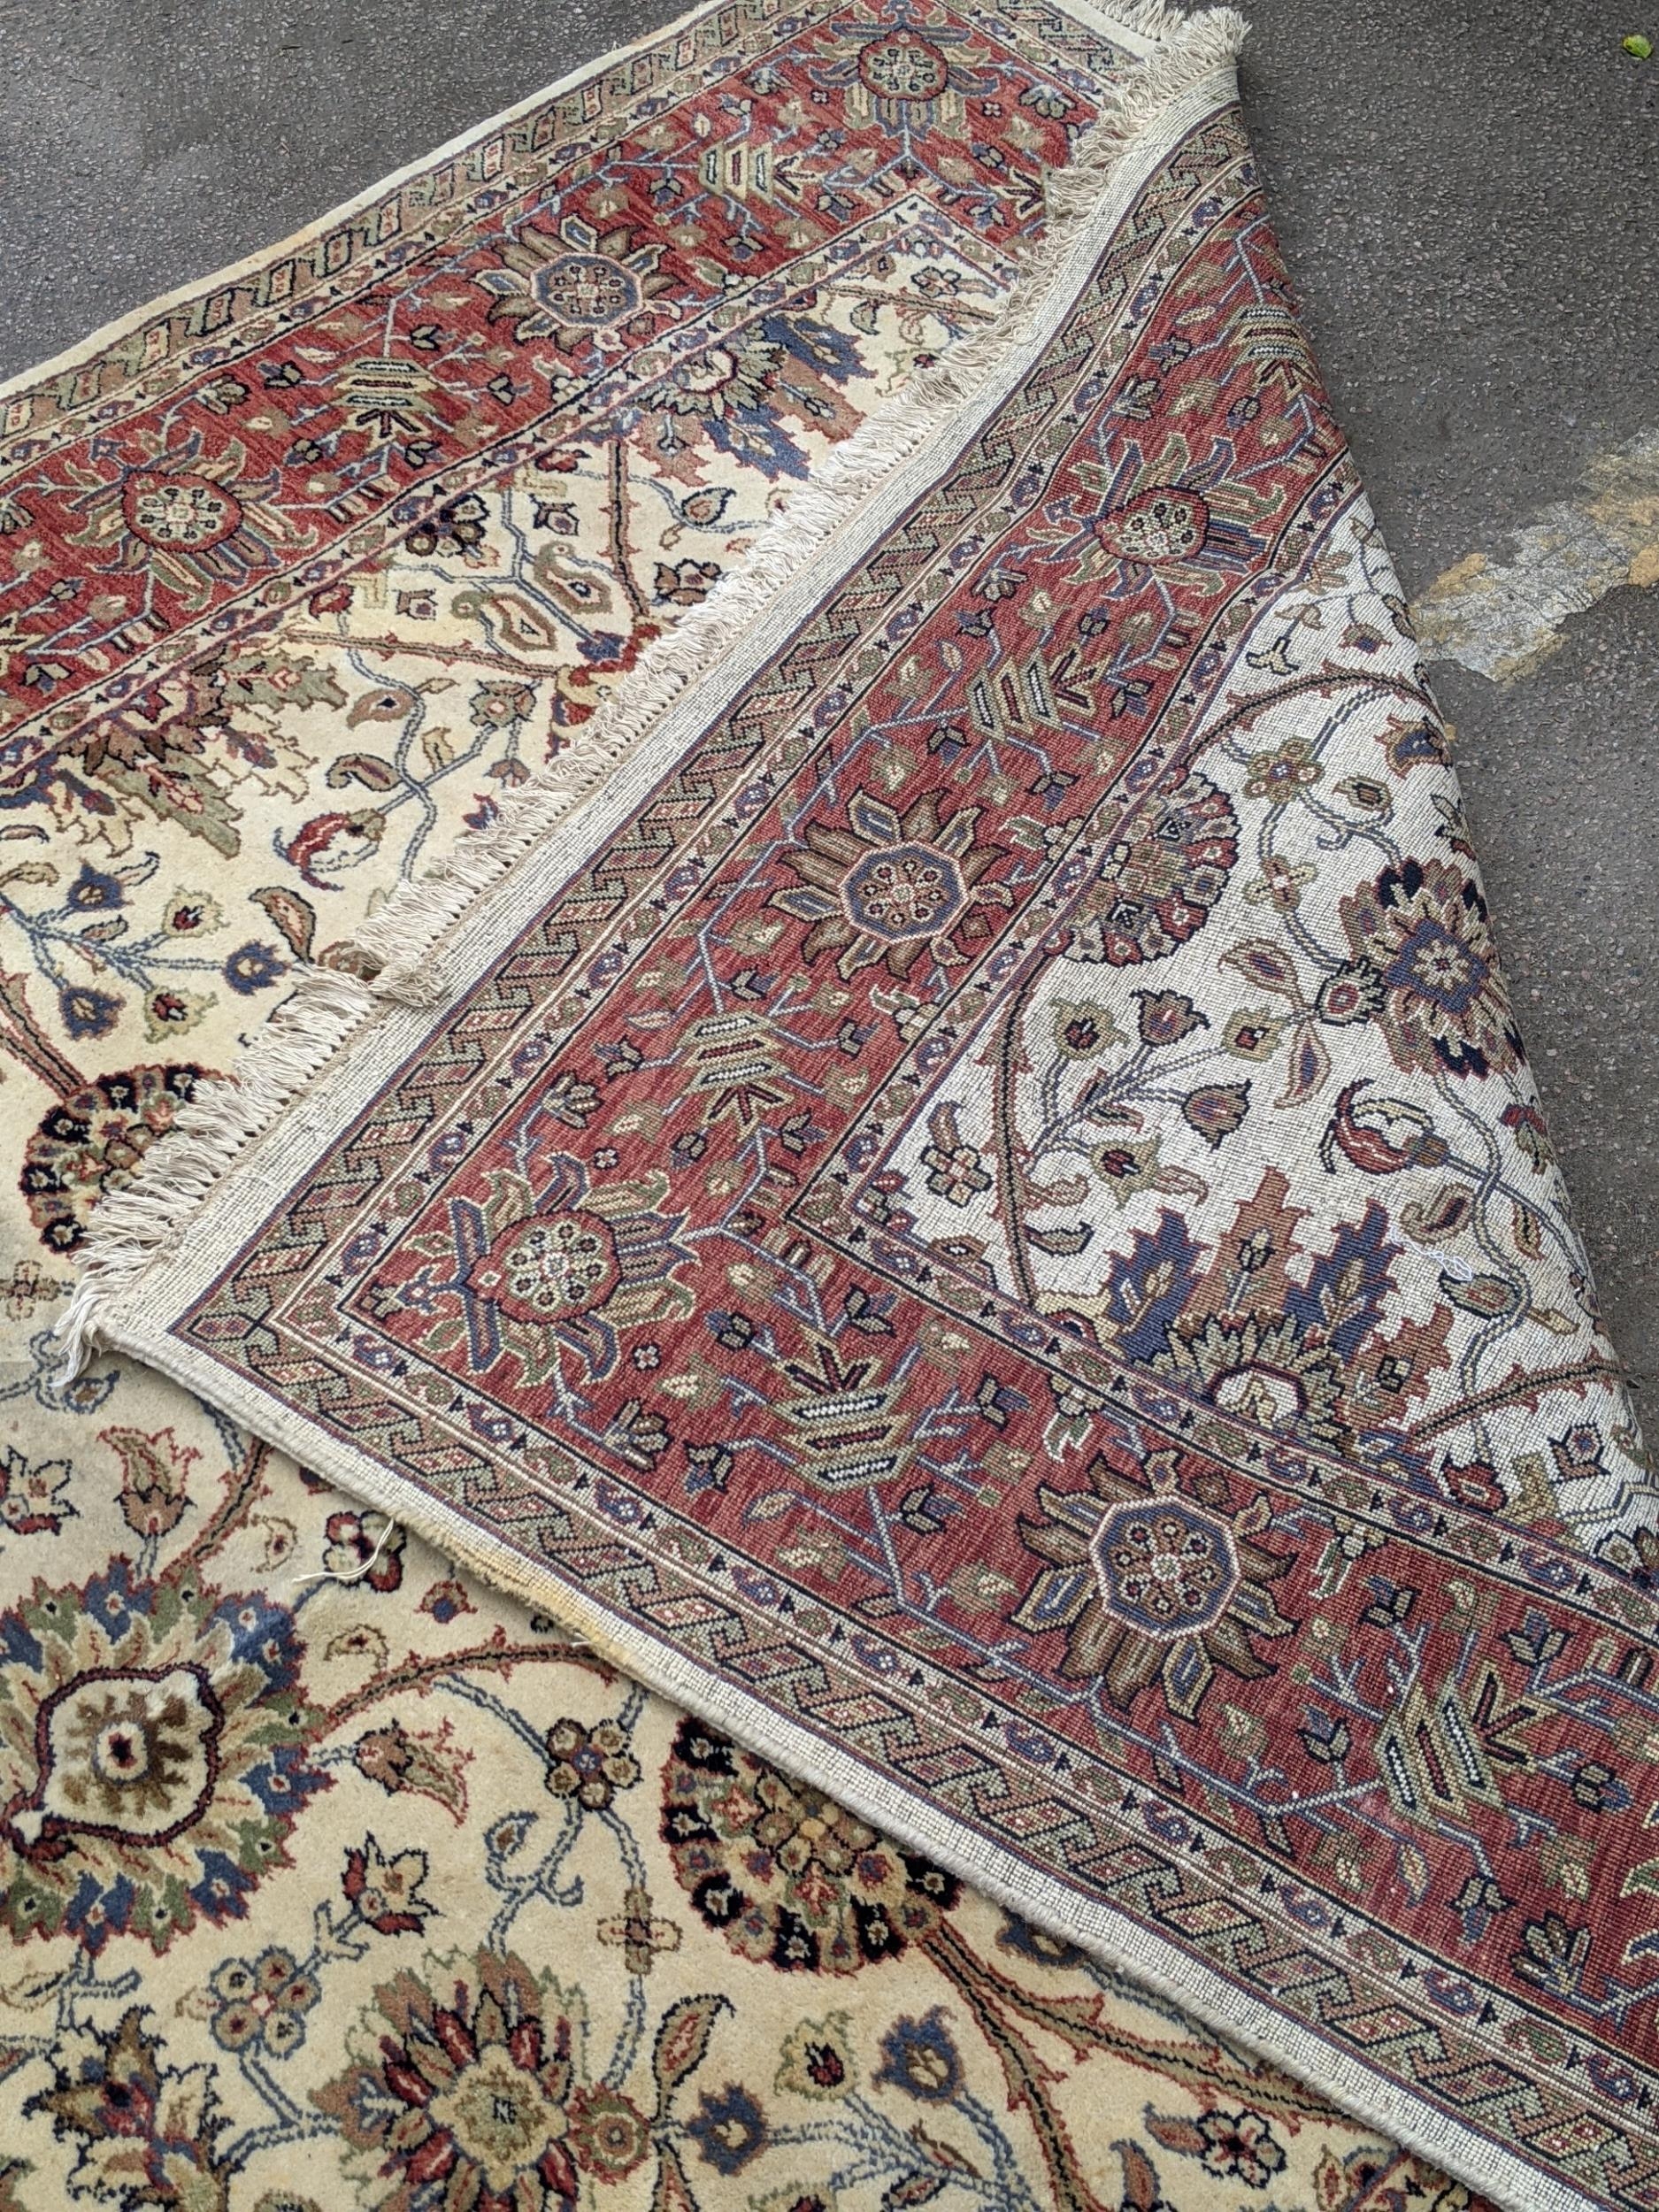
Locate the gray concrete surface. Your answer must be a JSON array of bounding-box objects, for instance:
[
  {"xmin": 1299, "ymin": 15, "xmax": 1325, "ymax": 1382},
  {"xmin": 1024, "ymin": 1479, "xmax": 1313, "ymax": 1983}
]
[{"xmin": 0, "ymin": 0, "xmax": 1653, "ymax": 1401}]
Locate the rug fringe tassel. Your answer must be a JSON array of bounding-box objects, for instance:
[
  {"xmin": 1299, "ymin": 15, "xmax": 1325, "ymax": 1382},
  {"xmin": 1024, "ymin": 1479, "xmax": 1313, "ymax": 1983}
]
[{"xmin": 54, "ymin": 2, "xmax": 1248, "ymax": 1384}]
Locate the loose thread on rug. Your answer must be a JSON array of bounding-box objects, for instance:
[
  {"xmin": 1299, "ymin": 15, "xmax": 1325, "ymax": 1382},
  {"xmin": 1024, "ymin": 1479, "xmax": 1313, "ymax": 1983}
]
[{"xmin": 289, "ymin": 1514, "xmax": 399, "ymax": 1589}]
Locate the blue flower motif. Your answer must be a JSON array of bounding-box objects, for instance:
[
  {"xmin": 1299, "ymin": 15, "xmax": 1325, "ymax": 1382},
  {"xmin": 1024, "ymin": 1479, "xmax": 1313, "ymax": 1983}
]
[
  {"xmin": 223, "ymin": 941, "xmax": 289, "ymax": 995},
  {"xmin": 873, "ymin": 2008, "xmax": 963, "ymax": 2102},
  {"xmin": 997, "ymin": 1915, "xmax": 1086, "ymax": 1970},
  {"xmin": 686, "ymin": 2082, "xmax": 768, "ymax": 2175},
  {"xmin": 58, "ymin": 985, "xmax": 122, "ymax": 1041},
  {"xmin": 66, "ymin": 863, "xmax": 125, "ymax": 911}
]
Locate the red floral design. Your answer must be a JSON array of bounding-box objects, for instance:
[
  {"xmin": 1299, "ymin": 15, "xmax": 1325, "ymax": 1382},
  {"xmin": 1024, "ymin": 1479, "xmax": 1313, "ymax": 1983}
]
[{"xmin": 312, "ymin": 1949, "xmax": 632, "ymax": 2210}]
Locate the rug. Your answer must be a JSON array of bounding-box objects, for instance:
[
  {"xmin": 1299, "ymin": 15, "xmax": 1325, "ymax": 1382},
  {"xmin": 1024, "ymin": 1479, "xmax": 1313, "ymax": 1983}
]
[
  {"xmin": 0, "ymin": 4, "xmax": 1478, "ymax": 2206},
  {"xmin": 0, "ymin": 1427, "xmax": 1476, "ymax": 2212},
  {"xmin": 25, "ymin": 1, "xmax": 1656, "ymax": 2208}
]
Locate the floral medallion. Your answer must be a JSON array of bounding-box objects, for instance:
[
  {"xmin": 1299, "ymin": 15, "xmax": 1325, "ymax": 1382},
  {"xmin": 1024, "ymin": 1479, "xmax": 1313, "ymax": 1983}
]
[
  {"xmin": 467, "ymin": 1212, "xmax": 621, "ymax": 1325},
  {"xmin": 388, "ymin": 1156, "xmax": 696, "ymax": 1390},
  {"xmin": 843, "ymin": 841, "xmax": 966, "ymax": 943},
  {"xmin": 661, "ymin": 1720, "xmax": 959, "ymax": 1973},
  {"xmin": 859, "ymin": 32, "xmax": 952, "ymax": 101},
  {"xmin": 1338, "ymin": 855, "xmax": 1523, "ymax": 1079},
  {"xmin": 531, "ymin": 252, "xmax": 642, "ymax": 329},
  {"xmin": 122, "ymin": 470, "xmax": 245, "ymax": 551},
  {"xmin": 1088, "ymin": 1496, "xmax": 1242, "ymax": 1641},
  {"xmin": 63, "ymin": 429, "xmax": 314, "ymax": 605},
  {"xmin": 475, "ymin": 215, "xmax": 672, "ymax": 351},
  {"xmin": 0, "ymin": 1561, "xmax": 327, "ymax": 1950},
  {"xmin": 770, "ymin": 789, "xmax": 1010, "ymax": 980},
  {"xmin": 22, "ymin": 1662, "xmax": 223, "ymax": 1843},
  {"xmin": 313, "ymin": 1947, "xmax": 649, "ymax": 2208},
  {"xmin": 816, "ymin": 12, "xmax": 993, "ymax": 131},
  {"xmin": 1010, "ymin": 1443, "xmax": 1297, "ymax": 1723}
]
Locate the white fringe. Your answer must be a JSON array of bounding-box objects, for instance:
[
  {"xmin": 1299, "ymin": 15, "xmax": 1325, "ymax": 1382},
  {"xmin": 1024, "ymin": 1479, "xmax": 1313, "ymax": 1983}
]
[{"xmin": 54, "ymin": 4, "xmax": 1248, "ymax": 1384}]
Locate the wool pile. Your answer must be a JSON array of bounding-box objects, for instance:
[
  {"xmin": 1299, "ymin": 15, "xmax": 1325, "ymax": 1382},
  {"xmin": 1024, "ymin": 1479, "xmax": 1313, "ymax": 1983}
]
[{"xmin": 2, "ymin": 5, "xmax": 1649, "ymax": 2208}]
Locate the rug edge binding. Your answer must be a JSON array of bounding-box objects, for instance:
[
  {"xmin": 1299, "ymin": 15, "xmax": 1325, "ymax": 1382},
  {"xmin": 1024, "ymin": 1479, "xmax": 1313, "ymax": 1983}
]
[{"xmin": 54, "ymin": 2, "xmax": 1250, "ymax": 1383}]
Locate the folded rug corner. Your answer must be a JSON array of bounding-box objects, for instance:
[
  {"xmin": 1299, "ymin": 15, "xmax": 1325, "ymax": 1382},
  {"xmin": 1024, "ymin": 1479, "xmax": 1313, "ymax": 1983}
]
[{"xmin": 27, "ymin": 5, "xmax": 1657, "ymax": 2208}]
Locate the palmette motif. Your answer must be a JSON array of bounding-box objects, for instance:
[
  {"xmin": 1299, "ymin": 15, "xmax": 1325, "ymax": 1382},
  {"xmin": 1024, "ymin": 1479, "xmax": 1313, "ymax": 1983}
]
[{"xmin": 10, "ymin": 2, "xmax": 1653, "ymax": 2208}]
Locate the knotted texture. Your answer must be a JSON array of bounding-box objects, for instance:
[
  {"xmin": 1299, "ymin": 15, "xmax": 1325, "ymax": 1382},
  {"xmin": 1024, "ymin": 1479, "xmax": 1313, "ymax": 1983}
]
[{"xmin": 12, "ymin": 4, "xmax": 1652, "ymax": 2209}]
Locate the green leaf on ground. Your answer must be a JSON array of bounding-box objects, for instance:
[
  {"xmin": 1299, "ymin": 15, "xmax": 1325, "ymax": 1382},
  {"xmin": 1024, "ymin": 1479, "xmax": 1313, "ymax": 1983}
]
[{"xmin": 1624, "ymin": 31, "xmax": 1654, "ymax": 55}]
